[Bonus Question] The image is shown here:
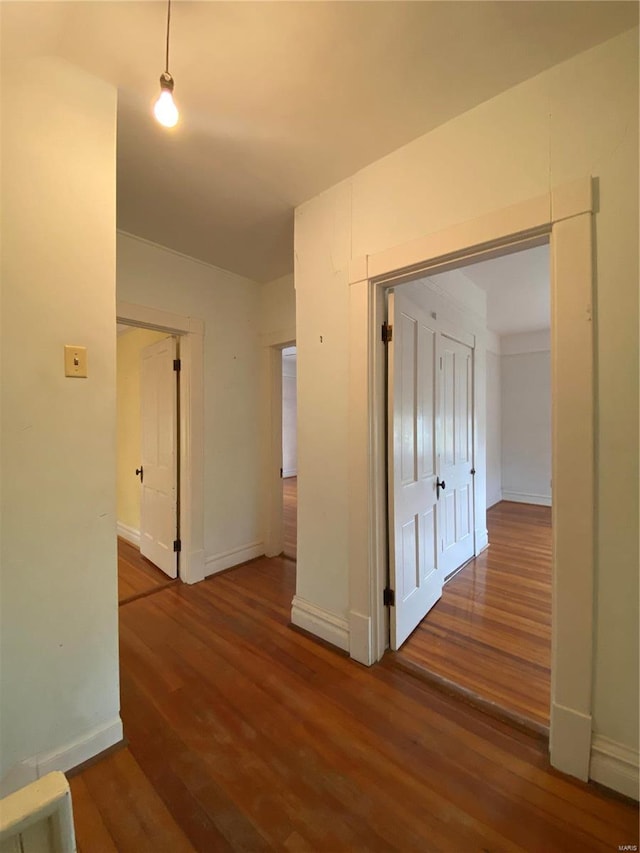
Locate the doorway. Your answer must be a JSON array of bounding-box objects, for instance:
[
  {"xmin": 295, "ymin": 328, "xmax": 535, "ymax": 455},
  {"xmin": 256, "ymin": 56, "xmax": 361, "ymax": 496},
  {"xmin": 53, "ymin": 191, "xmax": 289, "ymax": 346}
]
[
  {"xmin": 282, "ymin": 346, "xmax": 298, "ymax": 560},
  {"xmin": 116, "ymin": 324, "xmax": 180, "ymax": 602},
  {"xmin": 387, "ymin": 244, "xmax": 552, "ymax": 730}
]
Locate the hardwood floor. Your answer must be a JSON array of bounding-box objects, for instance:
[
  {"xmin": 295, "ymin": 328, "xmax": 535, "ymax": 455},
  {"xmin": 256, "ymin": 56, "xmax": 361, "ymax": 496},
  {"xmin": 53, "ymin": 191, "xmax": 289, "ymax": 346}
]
[
  {"xmin": 69, "ymin": 552, "xmax": 638, "ymax": 852},
  {"xmin": 283, "ymin": 476, "xmax": 297, "ymax": 560},
  {"xmin": 118, "ymin": 537, "xmax": 176, "ymax": 605},
  {"xmin": 395, "ymin": 501, "xmax": 552, "ymax": 730}
]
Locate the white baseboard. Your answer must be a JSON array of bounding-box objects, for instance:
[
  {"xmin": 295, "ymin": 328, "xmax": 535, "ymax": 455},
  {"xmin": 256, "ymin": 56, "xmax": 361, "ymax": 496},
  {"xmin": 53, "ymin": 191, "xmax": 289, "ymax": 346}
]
[
  {"xmin": 291, "ymin": 596, "xmax": 349, "ymax": 652},
  {"xmin": 550, "ymin": 702, "xmax": 592, "ymax": 781},
  {"xmin": 282, "ymin": 469, "xmax": 297, "ymax": 479},
  {"xmin": 116, "ymin": 521, "xmax": 140, "ymax": 547},
  {"xmin": 502, "ymin": 490, "xmax": 551, "ymax": 507},
  {"xmin": 486, "ymin": 491, "xmax": 503, "ymax": 509},
  {"xmin": 205, "ymin": 541, "xmax": 264, "ymax": 576},
  {"xmin": 590, "ymin": 735, "xmax": 639, "ymax": 800},
  {"xmin": 349, "ymin": 610, "xmax": 374, "ymax": 666},
  {"xmin": 0, "ymin": 717, "xmax": 123, "ymax": 797},
  {"xmin": 475, "ymin": 527, "xmax": 489, "ymax": 554}
]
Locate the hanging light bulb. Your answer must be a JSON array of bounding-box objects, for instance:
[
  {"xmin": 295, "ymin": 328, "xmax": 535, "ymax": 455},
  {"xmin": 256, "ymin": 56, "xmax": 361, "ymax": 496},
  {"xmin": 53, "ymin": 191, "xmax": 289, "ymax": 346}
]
[
  {"xmin": 154, "ymin": 71, "xmax": 178, "ymax": 128},
  {"xmin": 154, "ymin": 0, "xmax": 179, "ymax": 128}
]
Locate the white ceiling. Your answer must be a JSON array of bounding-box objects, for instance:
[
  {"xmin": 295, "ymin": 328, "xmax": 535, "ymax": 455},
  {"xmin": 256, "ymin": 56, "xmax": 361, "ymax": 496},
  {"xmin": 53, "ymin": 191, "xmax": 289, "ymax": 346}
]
[
  {"xmin": 461, "ymin": 244, "xmax": 550, "ymax": 336},
  {"xmin": 2, "ymin": 2, "xmax": 637, "ymax": 281}
]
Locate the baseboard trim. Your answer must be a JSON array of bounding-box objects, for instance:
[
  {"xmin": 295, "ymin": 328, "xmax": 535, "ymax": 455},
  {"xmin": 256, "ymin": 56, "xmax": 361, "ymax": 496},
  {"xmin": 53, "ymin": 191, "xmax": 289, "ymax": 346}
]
[
  {"xmin": 282, "ymin": 469, "xmax": 297, "ymax": 479},
  {"xmin": 349, "ymin": 610, "xmax": 374, "ymax": 665},
  {"xmin": 475, "ymin": 527, "xmax": 489, "ymax": 554},
  {"xmin": 116, "ymin": 521, "xmax": 140, "ymax": 547},
  {"xmin": 486, "ymin": 493, "xmax": 503, "ymax": 509},
  {"xmin": 550, "ymin": 702, "xmax": 592, "ymax": 781},
  {"xmin": 0, "ymin": 717, "xmax": 123, "ymax": 797},
  {"xmin": 502, "ymin": 491, "xmax": 551, "ymax": 507},
  {"xmin": 205, "ymin": 541, "xmax": 264, "ymax": 576},
  {"xmin": 291, "ymin": 596, "xmax": 349, "ymax": 652},
  {"xmin": 590, "ymin": 735, "xmax": 639, "ymax": 801}
]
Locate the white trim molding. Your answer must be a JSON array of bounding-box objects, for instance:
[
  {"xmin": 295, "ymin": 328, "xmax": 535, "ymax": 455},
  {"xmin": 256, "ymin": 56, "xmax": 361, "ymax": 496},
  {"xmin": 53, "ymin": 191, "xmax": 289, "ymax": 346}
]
[
  {"xmin": 116, "ymin": 521, "xmax": 140, "ymax": 547},
  {"xmin": 205, "ymin": 541, "xmax": 264, "ymax": 576},
  {"xmin": 0, "ymin": 717, "xmax": 123, "ymax": 798},
  {"xmin": 475, "ymin": 527, "xmax": 489, "ymax": 553},
  {"xmin": 550, "ymin": 703, "xmax": 592, "ymax": 781},
  {"xmin": 590, "ymin": 735, "xmax": 640, "ymax": 801},
  {"xmin": 291, "ymin": 596, "xmax": 350, "ymax": 652},
  {"xmin": 502, "ymin": 491, "xmax": 552, "ymax": 507},
  {"xmin": 116, "ymin": 301, "xmax": 205, "ymax": 585},
  {"xmin": 346, "ymin": 176, "xmax": 595, "ymax": 784}
]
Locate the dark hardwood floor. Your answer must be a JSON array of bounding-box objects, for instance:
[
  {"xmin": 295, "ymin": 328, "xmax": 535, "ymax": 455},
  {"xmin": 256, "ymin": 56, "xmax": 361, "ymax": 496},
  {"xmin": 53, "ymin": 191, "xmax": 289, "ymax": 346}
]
[
  {"xmin": 395, "ymin": 501, "xmax": 552, "ymax": 730},
  {"xmin": 118, "ymin": 537, "xmax": 176, "ymax": 605},
  {"xmin": 283, "ymin": 476, "xmax": 297, "ymax": 560},
  {"xmin": 69, "ymin": 551, "xmax": 638, "ymax": 852}
]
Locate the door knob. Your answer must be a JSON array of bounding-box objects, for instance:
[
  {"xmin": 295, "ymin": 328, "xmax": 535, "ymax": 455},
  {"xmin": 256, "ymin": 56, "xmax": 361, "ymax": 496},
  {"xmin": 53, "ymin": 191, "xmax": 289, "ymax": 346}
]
[
  {"xmin": 135, "ymin": 466, "xmax": 143, "ymax": 483},
  {"xmin": 436, "ymin": 477, "xmax": 446, "ymax": 497}
]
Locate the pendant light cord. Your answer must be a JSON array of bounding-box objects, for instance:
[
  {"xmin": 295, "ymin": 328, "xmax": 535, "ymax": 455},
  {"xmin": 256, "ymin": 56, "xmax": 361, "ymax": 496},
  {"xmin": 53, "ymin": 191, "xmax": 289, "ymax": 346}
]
[{"xmin": 165, "ymin": 0, "xmax": 171, "ymax": 73}]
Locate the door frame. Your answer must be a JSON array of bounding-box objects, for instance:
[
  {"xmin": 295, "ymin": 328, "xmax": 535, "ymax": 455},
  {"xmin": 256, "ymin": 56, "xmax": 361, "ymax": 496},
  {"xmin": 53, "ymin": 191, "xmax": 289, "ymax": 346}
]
[
  {"xmin": 347, "ymin": 177, "xmax": 595, "ymax": 781},
  {"xmin": 262, "ymin": 328, "xmax": 296, "ymax": 557},
  {"xmin": 117, "ymin": 301, "xmax": 205, "ymax": 585}
]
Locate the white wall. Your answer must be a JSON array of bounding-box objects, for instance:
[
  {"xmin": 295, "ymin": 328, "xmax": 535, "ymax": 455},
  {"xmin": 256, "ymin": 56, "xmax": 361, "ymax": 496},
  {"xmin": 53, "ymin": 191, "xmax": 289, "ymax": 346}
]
[
  {"xmin": 282, "ymin": 353, "xmax": 298, "ymax": 477},
  {"xmin": 294, "ymin": 28, "xmax": 638, "ymax": 765},
  {"xmin": 117, "ymin": 234, "xmax": 264, "ymax": 574},
  {"xmin": 0, "ymin": 56, "xmax": 120, "ymax": 792},
  {"xmin": 260, "ymin": 274, "xmax": 296, "ymax": 342},
  {"xmin": 485, "ymin": 333, "xmax": 502, "ymax": 508},
  {"xmin": 501, "ymin": 332, "xmax": 551, "ymax": 506}
]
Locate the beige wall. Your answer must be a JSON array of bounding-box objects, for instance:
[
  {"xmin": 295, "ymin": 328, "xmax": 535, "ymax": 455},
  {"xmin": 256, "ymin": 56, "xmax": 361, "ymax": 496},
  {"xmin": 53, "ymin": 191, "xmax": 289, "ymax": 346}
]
[
  {"xmin": 294, "ymin": 28, "xmax": 638, "ymax": 757},
  {"xmin": 260, "ymin": 273, "xmax": 296, "ymax": 340},
  {"xmin": 0, "ymin": 55, "xmax": 120, "ymax": 790},
  {"xmin": 117, "ymin": 234, "xmax": 265, "ymax": 573},
  {"xmin": 117, "ymin": 328, "xmax": 171, "ymax": 533}
]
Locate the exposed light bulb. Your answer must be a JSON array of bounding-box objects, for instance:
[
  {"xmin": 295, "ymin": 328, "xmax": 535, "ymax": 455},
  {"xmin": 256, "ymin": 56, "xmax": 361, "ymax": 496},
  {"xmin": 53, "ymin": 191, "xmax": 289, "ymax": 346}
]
[
  {"xmin": 154, "ymin": 72, "xmax": 179, "ymax": 128},
  {"xmin": 154, "ymin": 89, "xmax": 179, "ymax": 128}
]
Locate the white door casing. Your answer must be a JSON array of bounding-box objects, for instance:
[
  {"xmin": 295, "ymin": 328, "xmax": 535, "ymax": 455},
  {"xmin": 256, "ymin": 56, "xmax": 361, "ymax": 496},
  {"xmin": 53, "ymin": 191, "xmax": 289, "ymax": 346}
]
[
  {"xmin": 387, "ymin": 289, "xmax": 443, "ymax": 649},
  {"xmin": 139, "ymin": 336, "xmax": 178, "ymax": 578},
  {"xmin": 438, "ymin": 334, "xmax": 475, "ymax": 578}
]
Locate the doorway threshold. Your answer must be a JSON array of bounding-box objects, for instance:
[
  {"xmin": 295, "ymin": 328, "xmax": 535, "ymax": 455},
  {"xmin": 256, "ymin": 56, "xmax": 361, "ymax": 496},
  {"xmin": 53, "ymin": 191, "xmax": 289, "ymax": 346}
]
[{"xmin": 389, "ymin": 654, "xmax": 548, "ymax": 740}]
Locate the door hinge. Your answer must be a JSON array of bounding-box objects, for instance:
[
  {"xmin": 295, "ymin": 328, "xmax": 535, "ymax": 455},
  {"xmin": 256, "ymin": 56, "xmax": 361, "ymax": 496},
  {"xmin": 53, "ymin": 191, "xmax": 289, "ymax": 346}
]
[
  {"xmin": 381, "ymin": 323, "xmax": 393, "ymax": 344},
  {"xmin": 383, "ymin": 587, "xmax": 395, "ymax": 607},
  {"xmin": 173, "ymin": 539, "xmax": 181, "ymax": 553},
  {"xmin": 173, "ymin": 358, "xmax": 181, "ymax": 372}
]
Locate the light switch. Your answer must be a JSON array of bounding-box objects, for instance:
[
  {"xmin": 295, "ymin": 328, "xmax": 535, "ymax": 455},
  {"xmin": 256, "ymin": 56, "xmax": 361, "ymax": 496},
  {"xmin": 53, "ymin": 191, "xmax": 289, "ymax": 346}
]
[{"xmin": 64, "ymin": 345, "xmax": 88, "ymax": 378}]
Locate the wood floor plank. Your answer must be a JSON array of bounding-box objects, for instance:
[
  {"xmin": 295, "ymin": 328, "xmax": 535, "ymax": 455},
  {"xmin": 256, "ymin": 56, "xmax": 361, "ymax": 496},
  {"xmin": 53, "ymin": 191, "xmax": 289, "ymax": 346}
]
[
  {"xmin": 69, "ymin": 547, "xmax": 638, "ymax": 851},
  {"xmin": 118, "ymin": 537, "xmax": 176, "ymax": 604},
  {"xmin": 396, "ymin": 500, "xmax": 553, "ymax": 727},
  {"xmin": 283, "ymin": 476, "xmax": 297, "ymax": 560}
]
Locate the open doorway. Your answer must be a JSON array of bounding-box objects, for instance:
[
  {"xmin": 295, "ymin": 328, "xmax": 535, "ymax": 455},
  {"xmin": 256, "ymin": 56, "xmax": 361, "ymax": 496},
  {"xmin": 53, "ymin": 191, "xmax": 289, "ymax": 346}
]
[
  {"xmin": 116, "ymin": 324, "xmax": 180, "ymax": 604},
  {"xmin": 282, "ymin": 346, "xmax": 298, "ymax": 560},
  {"xmin": 386, "ymin": 243, "xmax": 552, "ymax": 732}
]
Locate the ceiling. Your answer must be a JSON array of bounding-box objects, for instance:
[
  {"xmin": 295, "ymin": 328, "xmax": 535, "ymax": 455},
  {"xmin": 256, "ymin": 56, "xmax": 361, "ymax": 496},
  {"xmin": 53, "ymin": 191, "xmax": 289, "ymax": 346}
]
[
  {"xmin": 2, "ymin": 2, "xmax": 637, "ymax": 282},
  {"xmin": 461, "ymin": 244, "xmax": 550, "ymax": 336}
]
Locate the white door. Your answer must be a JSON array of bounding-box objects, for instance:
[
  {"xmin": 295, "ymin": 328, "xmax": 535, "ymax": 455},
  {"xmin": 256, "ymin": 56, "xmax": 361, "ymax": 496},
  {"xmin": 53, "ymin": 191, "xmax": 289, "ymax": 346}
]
[
  {"xmin": 387, "ymin": 290, "xmax": 443, "ymax": 650},
  {"xmin": 139, "ymin": 336, "xmax": 178, "ymax": 578},
  {"xmin": 438, "ymin": 334, "xmax": 475, "ymax": 578}
]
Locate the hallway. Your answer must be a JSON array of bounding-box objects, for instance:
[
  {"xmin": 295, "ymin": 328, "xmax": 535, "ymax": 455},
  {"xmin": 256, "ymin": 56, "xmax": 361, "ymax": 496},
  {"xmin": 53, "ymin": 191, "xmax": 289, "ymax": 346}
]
[
  {"xmin": 395, "ymin": 501, "xmax": 552, "ymax": 731},
  {"xmin": 283, "ymin": 476, "xmax": 297, "ymax": 560},
  {"xmin": 68, "ymin": 548, "xmax": 636, "ymax": 851}
]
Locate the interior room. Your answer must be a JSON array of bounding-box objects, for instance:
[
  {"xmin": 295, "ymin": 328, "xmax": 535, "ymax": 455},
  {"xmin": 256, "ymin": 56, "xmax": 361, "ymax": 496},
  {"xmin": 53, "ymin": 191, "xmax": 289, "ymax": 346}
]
[
  {"xmin": 1, "ymin": 2, "xmax": 638, "ymax": 849},
  {"xmin": 390, "ymin": 244, "xmax": 553, "ymax": 732}
]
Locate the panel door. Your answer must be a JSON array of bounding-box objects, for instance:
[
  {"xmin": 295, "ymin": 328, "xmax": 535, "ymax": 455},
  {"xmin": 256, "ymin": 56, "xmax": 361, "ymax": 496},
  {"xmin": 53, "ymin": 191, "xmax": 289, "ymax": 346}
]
[
  {"xmin": 139, "ymin": 336, "xmax": 178, "ymax": 578},
  {"xmin": 387, "ymin": 290, "xmax": 443, "ymax": 650},
  {"xmin": 438, "ymin": 334, "xmax": 475, "ymax": 578}
]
